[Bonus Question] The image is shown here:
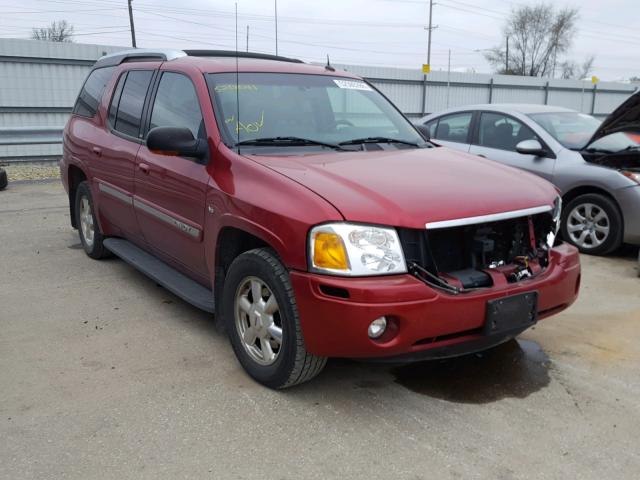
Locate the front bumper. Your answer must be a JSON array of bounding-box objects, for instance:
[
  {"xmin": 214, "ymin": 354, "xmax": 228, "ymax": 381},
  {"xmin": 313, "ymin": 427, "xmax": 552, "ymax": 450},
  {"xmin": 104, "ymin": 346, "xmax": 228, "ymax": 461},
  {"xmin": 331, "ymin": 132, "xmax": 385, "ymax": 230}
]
[{"xmin": 290, "ymin": 243, "xmax": 580, "ymax": 359}]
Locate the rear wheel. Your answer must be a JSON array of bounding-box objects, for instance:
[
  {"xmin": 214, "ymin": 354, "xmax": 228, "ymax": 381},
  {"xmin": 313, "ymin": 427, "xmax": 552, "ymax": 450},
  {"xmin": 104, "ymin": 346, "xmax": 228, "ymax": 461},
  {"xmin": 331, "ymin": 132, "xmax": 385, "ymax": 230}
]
[
  {"xmin": 561, "ymin": 193, "xmax": 622, "ymax": 255},
  {"xmin": 0, "ymin": 168, "xmax": 7, "ymax": 191},
  {"xmin": 222, "ymin": 248, "xmax": 326, "ymax": 389},
  {"xmin": 75, "ymin": 181, "xmax": 110, "ymax": 259}
]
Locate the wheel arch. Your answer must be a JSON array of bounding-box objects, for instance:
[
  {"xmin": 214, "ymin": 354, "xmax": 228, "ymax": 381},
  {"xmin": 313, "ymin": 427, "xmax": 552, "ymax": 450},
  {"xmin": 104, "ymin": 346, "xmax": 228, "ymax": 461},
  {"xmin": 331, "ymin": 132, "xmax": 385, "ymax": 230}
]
[{"xmin": 212, "ymin": 226, "xmax": 279, "ymax": 316}]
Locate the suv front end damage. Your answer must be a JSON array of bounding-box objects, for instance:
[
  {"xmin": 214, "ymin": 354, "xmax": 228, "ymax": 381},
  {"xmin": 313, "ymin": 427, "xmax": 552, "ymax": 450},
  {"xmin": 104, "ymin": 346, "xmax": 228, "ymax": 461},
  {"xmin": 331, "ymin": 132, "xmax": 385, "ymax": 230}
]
[
  {"xmin": 289, "ymin": 200, "xmax": 579, "ymax": 361},
  {"xmin": 402, "ymin": 200, "xmax": 561, "ymax": 294}
]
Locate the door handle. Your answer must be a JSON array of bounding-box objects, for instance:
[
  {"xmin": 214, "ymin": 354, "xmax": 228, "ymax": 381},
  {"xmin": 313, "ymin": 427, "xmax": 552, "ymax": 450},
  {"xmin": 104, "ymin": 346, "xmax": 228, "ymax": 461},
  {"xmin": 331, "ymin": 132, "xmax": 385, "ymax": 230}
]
[
  {"xmin": 138, "ymin": 163, "xmax": 150, "ymax": 174},
  {"xmin": 92, "ymin": 147, "xmax": 102, "ymax": 157}
]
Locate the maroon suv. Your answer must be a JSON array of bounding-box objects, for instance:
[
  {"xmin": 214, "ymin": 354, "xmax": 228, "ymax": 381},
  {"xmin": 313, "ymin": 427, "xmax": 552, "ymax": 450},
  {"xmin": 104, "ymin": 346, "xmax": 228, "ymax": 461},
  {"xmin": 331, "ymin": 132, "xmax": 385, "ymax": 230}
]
[{"xmin": 61, "ymin": 49, "xmax": 580, "ymax": 388}]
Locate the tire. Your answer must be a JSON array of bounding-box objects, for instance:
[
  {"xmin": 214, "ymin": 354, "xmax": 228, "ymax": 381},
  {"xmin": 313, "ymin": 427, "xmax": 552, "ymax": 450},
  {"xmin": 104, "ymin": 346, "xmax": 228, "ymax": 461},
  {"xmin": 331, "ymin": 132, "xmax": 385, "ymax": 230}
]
[
  {"xmin": 222, "ymin": 248, "xmax": 326, "ymax": 389},
  {"xmin": 0, "ymin": 168, "xmax": 7, "ymax": 191},
  {"xmin": 75, "ymin": 181, "xmax": 110, "ymax": 259},
  {"xmin": 561, "ymin": 193, "xmax": 622, "ymax": 255}
]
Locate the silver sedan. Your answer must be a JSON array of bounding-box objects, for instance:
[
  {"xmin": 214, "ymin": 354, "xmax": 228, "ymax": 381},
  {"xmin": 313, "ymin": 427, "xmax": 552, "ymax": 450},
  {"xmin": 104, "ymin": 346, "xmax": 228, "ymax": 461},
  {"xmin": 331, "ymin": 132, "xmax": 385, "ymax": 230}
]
[{"xmin": 416, "ymin": 101, "xmax": 640, "ymax": 255}]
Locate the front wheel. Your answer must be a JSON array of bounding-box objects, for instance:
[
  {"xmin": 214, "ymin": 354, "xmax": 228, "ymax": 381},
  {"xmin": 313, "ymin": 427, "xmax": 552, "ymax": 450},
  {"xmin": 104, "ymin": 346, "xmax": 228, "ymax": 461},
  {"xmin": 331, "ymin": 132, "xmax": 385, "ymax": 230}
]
[
  {"xmin": 222, "ymin": 248, "xmax": 326, "ymax": 389},
  {"xmin": 561, "ymin": 193, "xmax": 622, "ymax": 255}
]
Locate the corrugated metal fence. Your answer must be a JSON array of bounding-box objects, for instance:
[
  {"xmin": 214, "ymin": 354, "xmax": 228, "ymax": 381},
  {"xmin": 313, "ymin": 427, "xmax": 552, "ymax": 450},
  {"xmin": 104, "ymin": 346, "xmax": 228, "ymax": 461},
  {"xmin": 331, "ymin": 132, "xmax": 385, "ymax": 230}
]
[
  {"xmin": 335, "ymin": 64, "xmax": 639, "ymax": 120},
  {"xmin": 1, "ymin": 38, "xmax": 638, "ymax": 163}
]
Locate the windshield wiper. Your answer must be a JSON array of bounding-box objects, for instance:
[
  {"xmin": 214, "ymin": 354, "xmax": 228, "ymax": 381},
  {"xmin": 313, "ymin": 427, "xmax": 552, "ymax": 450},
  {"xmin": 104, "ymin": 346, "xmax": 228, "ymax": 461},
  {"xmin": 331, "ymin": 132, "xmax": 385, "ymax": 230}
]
[
  {"xmin": 338, "ymin": 136, "xmax": 420, "ymax": 147},
  {"xmin": 235, "ymin": 136, "xmax": 346, "ymax": 150}
]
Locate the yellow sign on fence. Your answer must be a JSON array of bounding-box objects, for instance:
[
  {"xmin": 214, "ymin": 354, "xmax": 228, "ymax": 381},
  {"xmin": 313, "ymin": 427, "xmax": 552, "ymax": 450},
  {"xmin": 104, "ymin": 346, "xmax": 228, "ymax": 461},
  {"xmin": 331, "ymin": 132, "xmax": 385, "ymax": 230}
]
[
  {"xmin": 422, "ymin": 64, "xmax": 431, "ymax": 74},
  {"xmin": 591, "ymin": 75, "xmax": 599, "ymax": 84}
]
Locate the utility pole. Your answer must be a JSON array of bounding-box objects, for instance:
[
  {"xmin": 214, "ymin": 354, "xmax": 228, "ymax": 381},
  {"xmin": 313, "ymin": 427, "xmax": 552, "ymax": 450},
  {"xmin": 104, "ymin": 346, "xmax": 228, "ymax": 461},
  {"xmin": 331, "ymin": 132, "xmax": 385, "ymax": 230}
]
[
  {"xmin": 505, "ymin": 35, "xmax": 509, "ymax": 73},
  {"xmin": 274, "ymin": 0, "xmax": 279, "ymax": 55},
  {"xmin": 127, "ymin": 0, "xmax": 137, "ymax": 48},
  {"xmin": 426, "ymin": 0, "xmax": 434, "ymax": 67},
  {"xmin": 246, "ymin": 25, "xmax": 249, "ymax": 52}
]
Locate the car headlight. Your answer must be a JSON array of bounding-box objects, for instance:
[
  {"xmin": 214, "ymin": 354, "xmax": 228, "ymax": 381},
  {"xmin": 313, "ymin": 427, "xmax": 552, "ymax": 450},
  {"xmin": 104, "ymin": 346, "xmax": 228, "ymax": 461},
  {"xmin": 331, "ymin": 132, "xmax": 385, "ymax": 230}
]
[{"xmin": 309, "ymin": 223, "xmax": 407, "ymax": 276}]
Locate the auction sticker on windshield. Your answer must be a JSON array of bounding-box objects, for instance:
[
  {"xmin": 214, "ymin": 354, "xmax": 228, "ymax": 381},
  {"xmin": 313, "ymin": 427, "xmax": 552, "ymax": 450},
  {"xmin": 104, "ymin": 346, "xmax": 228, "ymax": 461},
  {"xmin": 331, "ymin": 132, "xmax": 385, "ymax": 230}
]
[{"xmin": 333, "ymin": 79, "xmax": 372, "ymax": 91}]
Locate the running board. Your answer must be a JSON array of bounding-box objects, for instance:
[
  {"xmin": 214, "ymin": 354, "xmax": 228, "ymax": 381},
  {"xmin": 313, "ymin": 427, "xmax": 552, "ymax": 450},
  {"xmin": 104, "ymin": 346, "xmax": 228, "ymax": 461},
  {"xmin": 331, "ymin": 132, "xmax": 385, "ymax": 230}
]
[{"xmin": 103, "ymin": 238, "xmax": 215, "ymax": 313}]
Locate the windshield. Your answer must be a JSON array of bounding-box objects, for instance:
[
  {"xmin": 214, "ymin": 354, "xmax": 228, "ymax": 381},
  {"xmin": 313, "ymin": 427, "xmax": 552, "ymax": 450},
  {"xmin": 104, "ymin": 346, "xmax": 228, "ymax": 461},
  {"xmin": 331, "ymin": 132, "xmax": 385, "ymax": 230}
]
[
  {"xmin": 206, "ymin": 73, "xmax": 425, "ymax": 149},
  {"xmin": 528, "ymin": 112, "xmax": 601, "ymax": 150},
  {"xmin": 586, "ymin": 132, "xmax": 640, "ymax": 153}
]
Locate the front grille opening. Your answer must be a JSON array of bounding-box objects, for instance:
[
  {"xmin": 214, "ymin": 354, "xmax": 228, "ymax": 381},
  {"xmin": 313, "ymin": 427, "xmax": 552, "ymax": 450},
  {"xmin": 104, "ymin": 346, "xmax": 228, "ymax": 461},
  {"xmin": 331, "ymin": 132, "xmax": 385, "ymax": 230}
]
[{"xmin": 400, "ymin": 212, "xmax": 555, "ymax": 293}]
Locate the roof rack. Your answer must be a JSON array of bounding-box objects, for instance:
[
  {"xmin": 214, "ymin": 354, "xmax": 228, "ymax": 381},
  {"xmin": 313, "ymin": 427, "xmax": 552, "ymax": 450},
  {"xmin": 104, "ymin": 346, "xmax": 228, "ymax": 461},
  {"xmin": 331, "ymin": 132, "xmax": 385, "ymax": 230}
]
[
  {"xmin": 183, "ymin": 50, "xmax": 304, "ymax": 64},
  {"xmin": 94, "ymin": 49, "xmax": 187, "ymax": 68},
  {"xmin": 93, "ymin": 49, "xmax": 303, "ymax": 69}
]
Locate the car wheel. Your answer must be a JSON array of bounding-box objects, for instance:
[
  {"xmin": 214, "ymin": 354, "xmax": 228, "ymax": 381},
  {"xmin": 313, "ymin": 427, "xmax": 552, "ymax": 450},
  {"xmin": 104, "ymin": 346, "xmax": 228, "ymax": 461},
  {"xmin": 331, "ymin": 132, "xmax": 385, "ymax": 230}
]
[
  {"xmin": 561, "ymin": 193, "xmax": 622, "ymax": 255},
  {"xmin": 0, "ymin": 168, "xmax": 7, "ymax": 191},
  {"xmin": 222, "ymin": 248, "xmax": 326, "ymax": 389},
  {"xmin": 75, "ymin": 181, "xmax": 110, "ymax": 259}
]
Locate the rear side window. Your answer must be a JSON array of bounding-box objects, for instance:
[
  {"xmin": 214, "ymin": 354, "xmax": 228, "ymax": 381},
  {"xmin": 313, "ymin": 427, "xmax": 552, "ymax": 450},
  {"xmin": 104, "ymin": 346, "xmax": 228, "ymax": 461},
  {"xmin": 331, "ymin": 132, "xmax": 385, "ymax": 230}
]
[
  {"xmin": 112, "ymin": 70, "xmax": 153, "ymax": 138},
  {"xmin": 432, "ymin": 112, "xmax": 472, "ymax": 143},
  {"xmin": 149, "ymin": 72, "xmax": 204, "ymax": 139},
  {"xmin": 107, "ymin": 73, "xmax": 126, "ymax": 127},
  {"xmin": 73, "ymin": 66, "xmax": 116, "ymax": 117}
]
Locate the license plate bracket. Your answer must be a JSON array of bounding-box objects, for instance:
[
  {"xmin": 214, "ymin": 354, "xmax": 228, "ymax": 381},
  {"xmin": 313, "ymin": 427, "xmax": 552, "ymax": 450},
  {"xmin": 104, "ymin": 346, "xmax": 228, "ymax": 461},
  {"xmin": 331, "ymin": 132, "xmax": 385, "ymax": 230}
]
[{"xmin": 484, "ymin": 291, "xmax": 538, "ymax": 335}]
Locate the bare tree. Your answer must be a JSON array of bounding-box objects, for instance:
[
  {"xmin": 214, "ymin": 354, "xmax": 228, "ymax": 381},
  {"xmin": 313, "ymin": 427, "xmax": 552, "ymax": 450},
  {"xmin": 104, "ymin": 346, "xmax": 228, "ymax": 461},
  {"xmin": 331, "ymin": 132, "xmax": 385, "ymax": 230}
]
[
  {"xmin": 484, "ymin": 4, "xmax": 579, "ymax": 77},
  {"xmin": 31, "ymin": 20, "xmax": 74, "ymax": 42},
  {"xmin": 560, "ymin": 55, "xmax": 595, "ymax": 80}
]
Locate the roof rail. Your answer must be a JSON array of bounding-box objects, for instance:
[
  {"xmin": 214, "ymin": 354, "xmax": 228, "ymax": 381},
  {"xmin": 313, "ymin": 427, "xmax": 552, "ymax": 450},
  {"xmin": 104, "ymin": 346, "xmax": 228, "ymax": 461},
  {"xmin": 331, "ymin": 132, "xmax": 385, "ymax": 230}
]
[
  {"xmin": 94, "ymin": 49, "xmax": 187, "ymax": 68},
  {"xmin": 183, "ymin": 50, "xmax": 304, "ymax": 64}
]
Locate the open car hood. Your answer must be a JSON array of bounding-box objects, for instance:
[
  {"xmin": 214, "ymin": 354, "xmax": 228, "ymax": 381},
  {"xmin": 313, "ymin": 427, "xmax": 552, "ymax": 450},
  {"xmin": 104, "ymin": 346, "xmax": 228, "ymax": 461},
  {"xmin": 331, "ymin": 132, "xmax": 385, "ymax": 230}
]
[{"xmin": 586, "ymin": 89, "xmax": 640, "ymax": 146}]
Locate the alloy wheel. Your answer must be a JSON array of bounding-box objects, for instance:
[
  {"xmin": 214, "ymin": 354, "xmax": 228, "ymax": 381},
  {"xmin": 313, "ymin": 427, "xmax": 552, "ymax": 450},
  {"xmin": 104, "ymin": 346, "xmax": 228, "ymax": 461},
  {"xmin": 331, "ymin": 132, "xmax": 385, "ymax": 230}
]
[
  {"xmin": 234, "ymin": 276, "xmax": 283, "ymax": 366},
  {"xmin": 79, "ymin": 196, "xmax": 95, "ymax": 248},
  {"xmin": 566, "ymin": 202, "xmax": 610, "ymax": 249}
]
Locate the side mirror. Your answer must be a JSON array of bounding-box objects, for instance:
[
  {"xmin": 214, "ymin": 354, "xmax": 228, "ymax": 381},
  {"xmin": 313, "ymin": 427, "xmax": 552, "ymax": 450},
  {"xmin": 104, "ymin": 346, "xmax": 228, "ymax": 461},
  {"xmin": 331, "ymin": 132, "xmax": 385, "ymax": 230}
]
[
  {"xmin": 146, "ymin": 127, "xmax": 207, "ymax": 160},
  {"xmin": 516, "ymin": 139, "xmax": 546, "ymax": 156},
  {"xmin": 415, "ymin": 124, "xmax": 431, "ymax": 141}
]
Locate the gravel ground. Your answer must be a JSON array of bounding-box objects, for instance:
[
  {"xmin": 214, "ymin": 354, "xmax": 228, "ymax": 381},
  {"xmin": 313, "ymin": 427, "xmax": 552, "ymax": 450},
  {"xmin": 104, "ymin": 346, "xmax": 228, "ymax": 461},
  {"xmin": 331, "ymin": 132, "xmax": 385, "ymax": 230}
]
[{"xmin": 2, "ymin": 163, "xmax": 61, "ymax": 182}]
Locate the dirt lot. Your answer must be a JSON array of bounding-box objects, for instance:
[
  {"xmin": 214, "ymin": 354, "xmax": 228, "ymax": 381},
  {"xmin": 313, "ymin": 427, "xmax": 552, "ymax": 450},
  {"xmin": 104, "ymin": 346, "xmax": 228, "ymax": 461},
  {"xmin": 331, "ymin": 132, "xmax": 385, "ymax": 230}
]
[{"xmin": 1, "ymin": 180, "xmax": 639, "ymax": 480}]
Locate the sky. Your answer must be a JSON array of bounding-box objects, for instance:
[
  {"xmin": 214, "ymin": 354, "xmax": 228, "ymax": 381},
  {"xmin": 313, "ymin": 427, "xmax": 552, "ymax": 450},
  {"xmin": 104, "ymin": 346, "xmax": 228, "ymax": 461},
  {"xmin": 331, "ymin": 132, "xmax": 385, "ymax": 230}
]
[{"xmin": 1, "ymin": 0, "xmax": 639, "ymax": 81}]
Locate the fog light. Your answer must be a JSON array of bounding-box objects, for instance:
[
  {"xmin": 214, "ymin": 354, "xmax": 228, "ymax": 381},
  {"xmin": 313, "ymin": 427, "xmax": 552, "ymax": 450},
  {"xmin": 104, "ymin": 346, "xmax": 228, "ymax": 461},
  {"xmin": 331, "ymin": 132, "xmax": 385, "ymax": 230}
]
[{"xmin": 368, "ymin": 316, "xmax": 387, "ymax": 339}]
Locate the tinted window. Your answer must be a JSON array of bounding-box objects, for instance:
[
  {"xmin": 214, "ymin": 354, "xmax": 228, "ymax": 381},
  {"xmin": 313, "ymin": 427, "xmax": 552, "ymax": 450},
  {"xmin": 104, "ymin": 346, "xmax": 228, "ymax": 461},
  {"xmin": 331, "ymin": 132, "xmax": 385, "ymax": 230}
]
[
  {"xmin": 150, "ymin": 73, "xmax": 204, "ymax": 139},
  {"xmin": 73, "ymin": 66, "xmax": 116, "ymax": 117},
  {"xmin": 108, "ymin": 73, "xmax": 126, "ymax": 127},
  {"xmin": 478, "ymin": 112, "xmax": 537, "ymax": 151},
  {"xmin": 113, "ymin": 70, "xmax": 153, "ymax": 138},
  {"xmin": 433, "ymin": 112, "xmax": 472, "ymax": 143}
]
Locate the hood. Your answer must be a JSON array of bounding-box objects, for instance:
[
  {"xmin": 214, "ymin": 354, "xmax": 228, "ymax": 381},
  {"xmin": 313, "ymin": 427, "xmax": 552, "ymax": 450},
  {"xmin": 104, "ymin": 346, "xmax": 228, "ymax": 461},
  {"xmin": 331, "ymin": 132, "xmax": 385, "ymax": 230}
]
[
  {"xmin": 245, "ymin": 147, "xmax": 557, "ymax": 229},
  {"xmin": 587, "ymin": 89, "xmax": 640, "ymax": 145}
]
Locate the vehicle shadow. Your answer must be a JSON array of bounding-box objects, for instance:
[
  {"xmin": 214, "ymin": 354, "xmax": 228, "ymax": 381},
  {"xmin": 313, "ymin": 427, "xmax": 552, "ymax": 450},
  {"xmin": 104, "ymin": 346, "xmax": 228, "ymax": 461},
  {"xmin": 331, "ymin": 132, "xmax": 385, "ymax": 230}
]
[
  {"xmin": 313, "ymin": 338, "xmax": 551, "ymax": 404},
  {"xmin": 389, "ymin": 339, "xmax": 551, "ymax": 403}
]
